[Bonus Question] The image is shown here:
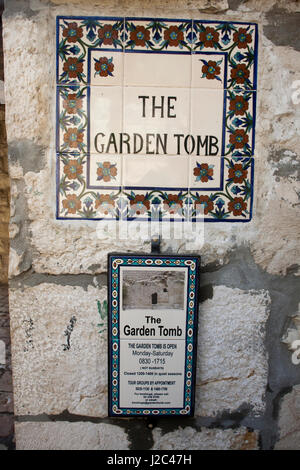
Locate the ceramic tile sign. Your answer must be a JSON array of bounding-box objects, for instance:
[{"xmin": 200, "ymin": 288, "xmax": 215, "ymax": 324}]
[
  {"xmin": 108, "ymin": 254, "xmax": 200, "ymax": 417},
  {"xmin": 56, "ymin": 17, "xmax": 258, "ymax": 222}
]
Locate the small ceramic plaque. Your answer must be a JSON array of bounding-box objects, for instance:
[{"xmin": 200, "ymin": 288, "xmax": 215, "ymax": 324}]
[{"xmin": 108, "ymin": 253, "xmax": 200, "ymax": 417}]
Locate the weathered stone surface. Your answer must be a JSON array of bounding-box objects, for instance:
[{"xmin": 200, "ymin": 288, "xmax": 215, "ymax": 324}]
[
  {"xmin": 152, "ymin": 426, "xmax": 259, "ymax": 450},
  {"xmin": 9, "ymin": 283, "xmax": 108, "ymax": 416},
  {"xmin": 275, "ymin": 385, "xmax": 300, "ymax": 450},
  {"xmin": 196, "ymin": 286, "xmax": 270, "ymax": 416},
  {"xmin": 15, "ymin": 422, "xmax": 130, "ymax": 450}
]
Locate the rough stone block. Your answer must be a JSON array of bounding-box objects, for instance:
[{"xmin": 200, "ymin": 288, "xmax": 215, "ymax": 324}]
[
  {"xmin": 196, "ymin": 285, "xmax": 270, "ymax": 416},
  {"xmin": 9, "ymin": 282, "xmax": 108, "ymax": 416}
]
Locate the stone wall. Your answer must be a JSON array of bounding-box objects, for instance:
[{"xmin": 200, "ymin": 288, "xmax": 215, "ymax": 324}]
[
  {"xmin": 0, "ymin": 0, "xmax": 13, "ymax": 451},
  {"xmin": 3, "ymin": 0, "xmax": 300, "ymax": 450}
]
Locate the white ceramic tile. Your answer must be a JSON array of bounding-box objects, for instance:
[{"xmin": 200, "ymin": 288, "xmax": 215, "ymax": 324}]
[
  {"xmin": 189, "ymin": 156, "xmax": 222, "ymax": 189},
  {"xmin": 89, "ymin": 86, "xmax": 123, "ymax": 154},
  {"xmin": 90, "ymin": 50, "xmax": 124, "ymax": 86},
  {"xmin": 190, "ymin": 88, "xmax": 224, "ymax": 157},
  {"xmin": 124, "ymin": 52, "xmax": 191, "ymax": 88},
  {"xmin": 123, "ymin": 155, "xmax": 189, "ymax": 189},
  {"xmin": 123, "ymin": 87, "xmax": 191, "ymax": 156},
  {"xmin": 224, "ymin": 90, "xmax": 256, "ymax": 156}
]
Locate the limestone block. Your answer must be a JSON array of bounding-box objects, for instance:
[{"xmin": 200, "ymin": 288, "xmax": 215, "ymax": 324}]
[
  {"xmin": 9, "ymin": 283, "xmax": 108, "ymax": 416},
  {"xmin": 15, "ymin": 422, "xmax": 130, "ymax": 450},
  {"xmin": 152, "ymin": 426, "xmax": 259, "ymax": 450},
  {"xmin": 275, "ymin": 385, "xmax": 300, "ymax": 450},
  {"xmin": 196, "ymin": 285, "xmax": 270, "ymax": 416}
]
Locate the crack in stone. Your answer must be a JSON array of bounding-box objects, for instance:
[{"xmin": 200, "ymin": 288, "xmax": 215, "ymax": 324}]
[{"xmin": 198, "ymin": 370, "xmax": 255, "ymax": 386}]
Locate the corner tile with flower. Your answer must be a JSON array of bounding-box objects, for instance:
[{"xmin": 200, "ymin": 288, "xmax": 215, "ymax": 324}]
[
  {"xmin": 124, "ymin": 19, "xmax": 193, "ymax": 50},
  {"xmin": 94, "ymin": 56, "xmax": 114, "ymax": 77},
  {"xmin": 190, "ymin": 156, "xmax": 253, "ymax": 221},
  {"xmin": 193, "ymin": 162, "xmax": 214, "ymax": 183},
  {"xmin": 200, "ymin": 58, "xmax": 223, "ymax": 81}
]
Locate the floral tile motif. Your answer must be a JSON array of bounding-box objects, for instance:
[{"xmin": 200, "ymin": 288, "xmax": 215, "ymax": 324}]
[
  {"xmin": 56, "ymin": 16, "xmax": 258, "ymax": 222},
  {"xmin": 90, "ymin": 50, "xmax": 123, "ymax": 86},
  {"xmin": 57, "ymin": 85, "xmax": 88, "ymax": 154},
  {"xmin": 191, "ymin": 52, "xmax": 225, "ymax": 89},
  {"xmin": 124, "ymin": 19, "xmax": 193, "ymax": 51},
  {"xmin": 224, "ymin": 89, "xmax": 256, "ymax": 157},
  {"xmin": 189, "ymin": 156, "xmax": 222, "ymax": 189}
]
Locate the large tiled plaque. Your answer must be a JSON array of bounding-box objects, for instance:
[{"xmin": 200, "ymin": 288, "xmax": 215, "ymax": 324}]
[{"xmin": 56, "ymin": 17, "xmax": 258, "ymax": 222}]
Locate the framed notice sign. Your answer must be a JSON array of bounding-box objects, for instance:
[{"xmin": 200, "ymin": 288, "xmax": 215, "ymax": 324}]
[{"xmin": 108, "ymin": 254, "xmax": 200, "ymax": 417}]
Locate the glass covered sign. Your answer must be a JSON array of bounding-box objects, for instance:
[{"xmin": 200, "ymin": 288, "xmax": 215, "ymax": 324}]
[
  {"xmin": 107, "ymin": 254, "xmax": 200, "ymax": 417},
  {"xmin": 56, "ymin": 17, "xmax": 258, "ymax": 222}
]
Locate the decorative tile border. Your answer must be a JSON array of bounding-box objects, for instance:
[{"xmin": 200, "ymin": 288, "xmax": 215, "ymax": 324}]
[
  {"xmin": 57, "ymin": 17, "xmax": 258, "ymax": 89},
  {"xmin": 57, "ymin": 152, "xmax": 253, "ymax": 221},
  {"xmin": 108, "ymin": 254, "xmax": 200, "ymax": 417},
  {"xmin": 56, "ymin": 17, "xmax": 258, "ymax": 222}
]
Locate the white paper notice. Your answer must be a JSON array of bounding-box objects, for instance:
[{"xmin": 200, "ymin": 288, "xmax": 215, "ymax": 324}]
[{"xmin": 119, "ymin": 340, "xmax": 186, "ymax": 408}]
